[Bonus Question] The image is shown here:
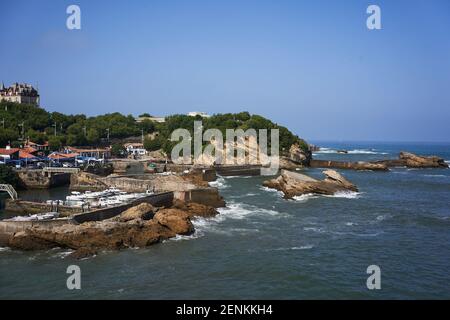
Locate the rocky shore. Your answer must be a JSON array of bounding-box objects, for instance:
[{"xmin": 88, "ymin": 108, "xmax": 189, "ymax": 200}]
[
  {"xmin": 263, "ymin": 169, "xmax": 358, "ymax": 199},
  {"xmin": 7, "ymin": 200, "xmax": 219, "ymax": 259}
]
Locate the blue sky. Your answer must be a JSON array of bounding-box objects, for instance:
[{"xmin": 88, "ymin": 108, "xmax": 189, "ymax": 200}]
[{"xmin": 1, "ymin": 0, "xmax": 450, "ymax": 141}]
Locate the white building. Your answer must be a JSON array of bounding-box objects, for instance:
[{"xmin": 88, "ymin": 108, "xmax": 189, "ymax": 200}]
[
  {"xmin": 187, "ymin": 111, "xmax": 210, "ymax": 118},
  {"xmin": 124, "ymin": 143, "xmax": 147, "ymax": 156}
]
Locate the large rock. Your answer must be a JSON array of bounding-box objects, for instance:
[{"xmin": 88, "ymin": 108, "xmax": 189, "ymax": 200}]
[
  {"xmin": 288, "ymin": 143, "xmax": 311, "ymax": 166},
  {"xmin": 399, "ymin": 152, "xmax": 448, "ymax": 168},
  {"xmin": 263, "ymin": 169, "xmax": 358, "ymax": 199},
  {"xmin": 7, "ymin": 201, "xmax": 217, "ymax": 257},
  {"xmin": 111, "ymin": 202, "xmax": 154, "ymax": 222},
  {"xmin": 376, "ymin": 152, "xmax": 448, "ymax": 169},
  {"xmin": 171, "ymin": 199, "xmax": 219, "ymax": 218}
]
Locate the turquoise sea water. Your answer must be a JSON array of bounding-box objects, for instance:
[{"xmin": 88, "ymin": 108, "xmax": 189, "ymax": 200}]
[{"xmin": 1, "ymin": 142, "xmax": 449, "ymax": 299}]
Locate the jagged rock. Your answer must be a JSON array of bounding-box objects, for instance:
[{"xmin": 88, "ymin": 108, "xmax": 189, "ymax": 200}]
[
  {"xmin": 399, "ymin": 152, "xmax": 448, "ymax": 168},
  {"xmin": 172, "ymin": 199, "xmax": 219, "ymax": 218},
  {"xmin": 263, "ymin": 169, "xmax": 358, "ymax": 199},
  {"xmin": 375, "ymin": 151, "xmax": 448, "ymax": 168},
  {"xmin": 288, "ymin": 143, "xmax": 311, "ymax": 166},
  {"xmin": 69, "ymin": 247, "xmax": 98, "ymax": 259},
  {"xmin": 153, "ymin": 209, "xmax": 194, "ymax": 235},
  {"xmin": 111, "ymin": 203, "xmax": 154, "ymax": 222},
  {"xmin": 8, "ymin": 203, "xmax": 197, "ymax": 256}
]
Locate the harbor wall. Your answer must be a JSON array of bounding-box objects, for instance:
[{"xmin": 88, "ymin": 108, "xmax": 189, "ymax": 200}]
[
  {"xmin": 17, "ymin": 170, "xmax": 71, "ymax": 189},
  {"xmin": 4, "ymin": 199, "xmax": 82, "ymax": 216},
  {"xmin": 174, "ymin": 188, "xmax": 225, "ymax": 208},
  {"xmin": 213, "ymin": 165, "xmax": 261, "ymax": 176},
  {"xmin": 72, "ymin": 192, "xmax": 173, "ymax": 223},
  {"xmin": 0, "ymin": 218, "xmax": 75, "ymax": 246}
]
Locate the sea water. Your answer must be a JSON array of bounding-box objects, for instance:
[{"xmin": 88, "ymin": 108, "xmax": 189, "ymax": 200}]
[{"xmin": 1, "ymin": 142, "xmax": 449, "ymax": 299}]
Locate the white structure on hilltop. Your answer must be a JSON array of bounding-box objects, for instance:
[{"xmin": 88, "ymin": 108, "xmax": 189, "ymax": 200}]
[
  {"xmin": 0, "ymin": 82, "xmax": 40, "ymax": 106},
  {"xmin": 124, "ymin": 143, "xmax": 147, "ymax": 156},
  {"xmin": 187, "ymin": 111, "xmax": 210, "ymax": 118}
]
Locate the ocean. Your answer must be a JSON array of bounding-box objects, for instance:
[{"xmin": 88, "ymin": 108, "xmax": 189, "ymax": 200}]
[{"xmin": 1, "ymin": 142, "xmax": 449, "ymax": 299}]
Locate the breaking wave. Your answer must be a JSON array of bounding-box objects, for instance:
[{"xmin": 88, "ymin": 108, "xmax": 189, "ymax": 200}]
[
  {"xmin": 208, "ymin": 176, "xmax": 228, "ymax": 189},
  {"xmin": 325, "ymin": 191, "xmax": 362, "ymax": 199},
  {"xmin": 292, "ymin": 193, "xmax": 318, "ymax": 202},
  {"xmin": 0, "ymin": 247, "xmax": 10, "ymax": 252},
  {"xmin": 315, "ymin": 148, "xmax": 387, "ymax": 155}
]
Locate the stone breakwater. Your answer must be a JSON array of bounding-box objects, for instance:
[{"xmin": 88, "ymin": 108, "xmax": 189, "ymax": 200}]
[{"xmin": 6, "ymin": 200, "xmax": 220, "ymax": 259}]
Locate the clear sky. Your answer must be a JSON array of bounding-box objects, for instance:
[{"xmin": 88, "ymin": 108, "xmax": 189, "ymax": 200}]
[{"xmin": 1, "ymin": 0, "xmax": 450, "ymax": 142}]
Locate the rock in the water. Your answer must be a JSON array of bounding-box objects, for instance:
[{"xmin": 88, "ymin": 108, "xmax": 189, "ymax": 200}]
[
  {"xmin": 263, "ymin": 169, "xmax": 358, "ymax": 199},
  {"xmin": 399, "ymin": 151, "xmax": 448, "ymax": 168},
  {"xmin": 172, "ymin": 199, "xmax": 219, "ymax": 218},
  {"xmin": 8, "ymin": 202, "xmax": 198, "ymax": 256},
  {"xmin": 376, "ymin": 151, "xmax": 448, "ymax": 168}
]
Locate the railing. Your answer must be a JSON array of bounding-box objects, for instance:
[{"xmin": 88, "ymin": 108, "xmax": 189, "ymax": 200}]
[
  {"xmin": 42, "ymin": 167, "xmax": 80, "ymax": 174},
  {"xmin": 0, "ymin": 184, "xmax": 18, "ymax": 200}
]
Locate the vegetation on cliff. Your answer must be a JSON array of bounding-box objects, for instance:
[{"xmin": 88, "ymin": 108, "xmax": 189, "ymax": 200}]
[
  {"xmin": 0, "ymin": 102, "xmax": 307, "ymax": 154},
  {"xmin": 0, "ymin": 165, "xmax": 20, "ymax": 188}
]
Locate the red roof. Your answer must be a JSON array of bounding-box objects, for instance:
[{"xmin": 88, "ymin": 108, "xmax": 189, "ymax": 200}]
[
  {"xmin": 19, "ymin": 151, "xmax": 37, "ymax": 159},
  {"xmin": 48, "ymin": 152, "xmax": 79, "ymax": 159},
  {"xmin": 22, "ymin": 147, "xmax": 37, "ymax": 154},
  {"xmin": 0, "ymin": 148, "xmax": 20, "ymax": 155}
]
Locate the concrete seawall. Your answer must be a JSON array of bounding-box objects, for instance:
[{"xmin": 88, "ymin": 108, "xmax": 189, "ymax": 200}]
[
  {"xmin": 17, "ymin": 170, "xmax": 71, "ymax": 189},
  {"xmin": 72, "ymin": 192, "xmax": 173, "ymax": 223},
  {"xmin": 0, "ymin": 218, "xmax": 75, "ymax": 246}
]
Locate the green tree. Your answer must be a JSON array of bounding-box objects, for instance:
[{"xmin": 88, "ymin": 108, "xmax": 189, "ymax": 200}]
[
  {"xmin": 0, "ymin": 165, "xmax": 20, "ymax": 188},
  {"xmin": 144, "ymin": 136, "xmax": 163, "ymax": 151},
  {"xmin": 86, "ymin": 128, "xmax": 100, "ymax": 145},
  {"xmin": 48, "ymin": 136, "xmax": 62, "ymax": 151},
  {"xmin": 111, "ymin": 143, "xmax": 127, "ymax": 157}
]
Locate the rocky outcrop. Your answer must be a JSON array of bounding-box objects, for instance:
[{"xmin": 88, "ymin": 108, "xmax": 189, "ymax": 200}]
[
  {"xmin": 263, "ymin": 169, "xmax": 358, "ymax": 199},
  {"xmin": 287, "ymin": 143, "xmax": 311, "ymax": 166},
  {"xmin": 111, "ymin": 203, "xmax": 154, "ymax": 222},
  {"xmin": 7, "ymin": 201, "xmax": 218, "ymax": 258},
  {"xmin": 310, "ymin": 159, "xmax": 388, "ymax": 171},
  {"xmin": 376, "ymin": 152, "xmax": 448, "ymax": 168}
]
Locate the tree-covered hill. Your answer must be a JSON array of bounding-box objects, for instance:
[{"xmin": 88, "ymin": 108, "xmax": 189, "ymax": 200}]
[{"xmin": 0, "ymin": 102, "xmax": 307, "ymax": 154}]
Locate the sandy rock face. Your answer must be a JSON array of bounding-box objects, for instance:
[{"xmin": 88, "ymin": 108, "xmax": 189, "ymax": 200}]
[
  {"xmin": 263, "ymin": 169, "xmax": 358, "ymax": 199},
  {"xmin": 112, "ymin": 203, "xmax": 154, "ymax": 222}
]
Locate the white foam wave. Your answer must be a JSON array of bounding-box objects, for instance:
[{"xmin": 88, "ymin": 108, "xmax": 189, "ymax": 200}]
[
  {"xmin": 51, "ymin": 250, "xmax": 74, "ymax": 259},
  {"xmin": 345, "ymin": 222, "xmax": 357, "ymax": 226},
  {"xmin": 292, "ymin": 193, "xmax": 318, "ymax": 202},
  {"xmin": 315, "ymin": 148, "xmax": 387, "ymax": 155},
  {"xmin": 208, "ymin": 176, "xmax": 228, "ymax": 189},
  {"xmin": 0, "ymin": 247, "xmax": 10, "ymax": 252},
  {"xmin": 259, "ymin": 185, "xmax": 284, "ymax": 197},
  {"xmin": 324, "ymin": 191, "xmax": 361, "ymax": 199},
  {"xmin": 270, "ymin": 245, "xmax": 314, "ymax": 251},
  {"xmin": 423, "ymin": 174, "xmax": 447, "ymax": 178},
  {"xmin": 170, "ymin": 232, "xmax": 203, "ymax": 241}
]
